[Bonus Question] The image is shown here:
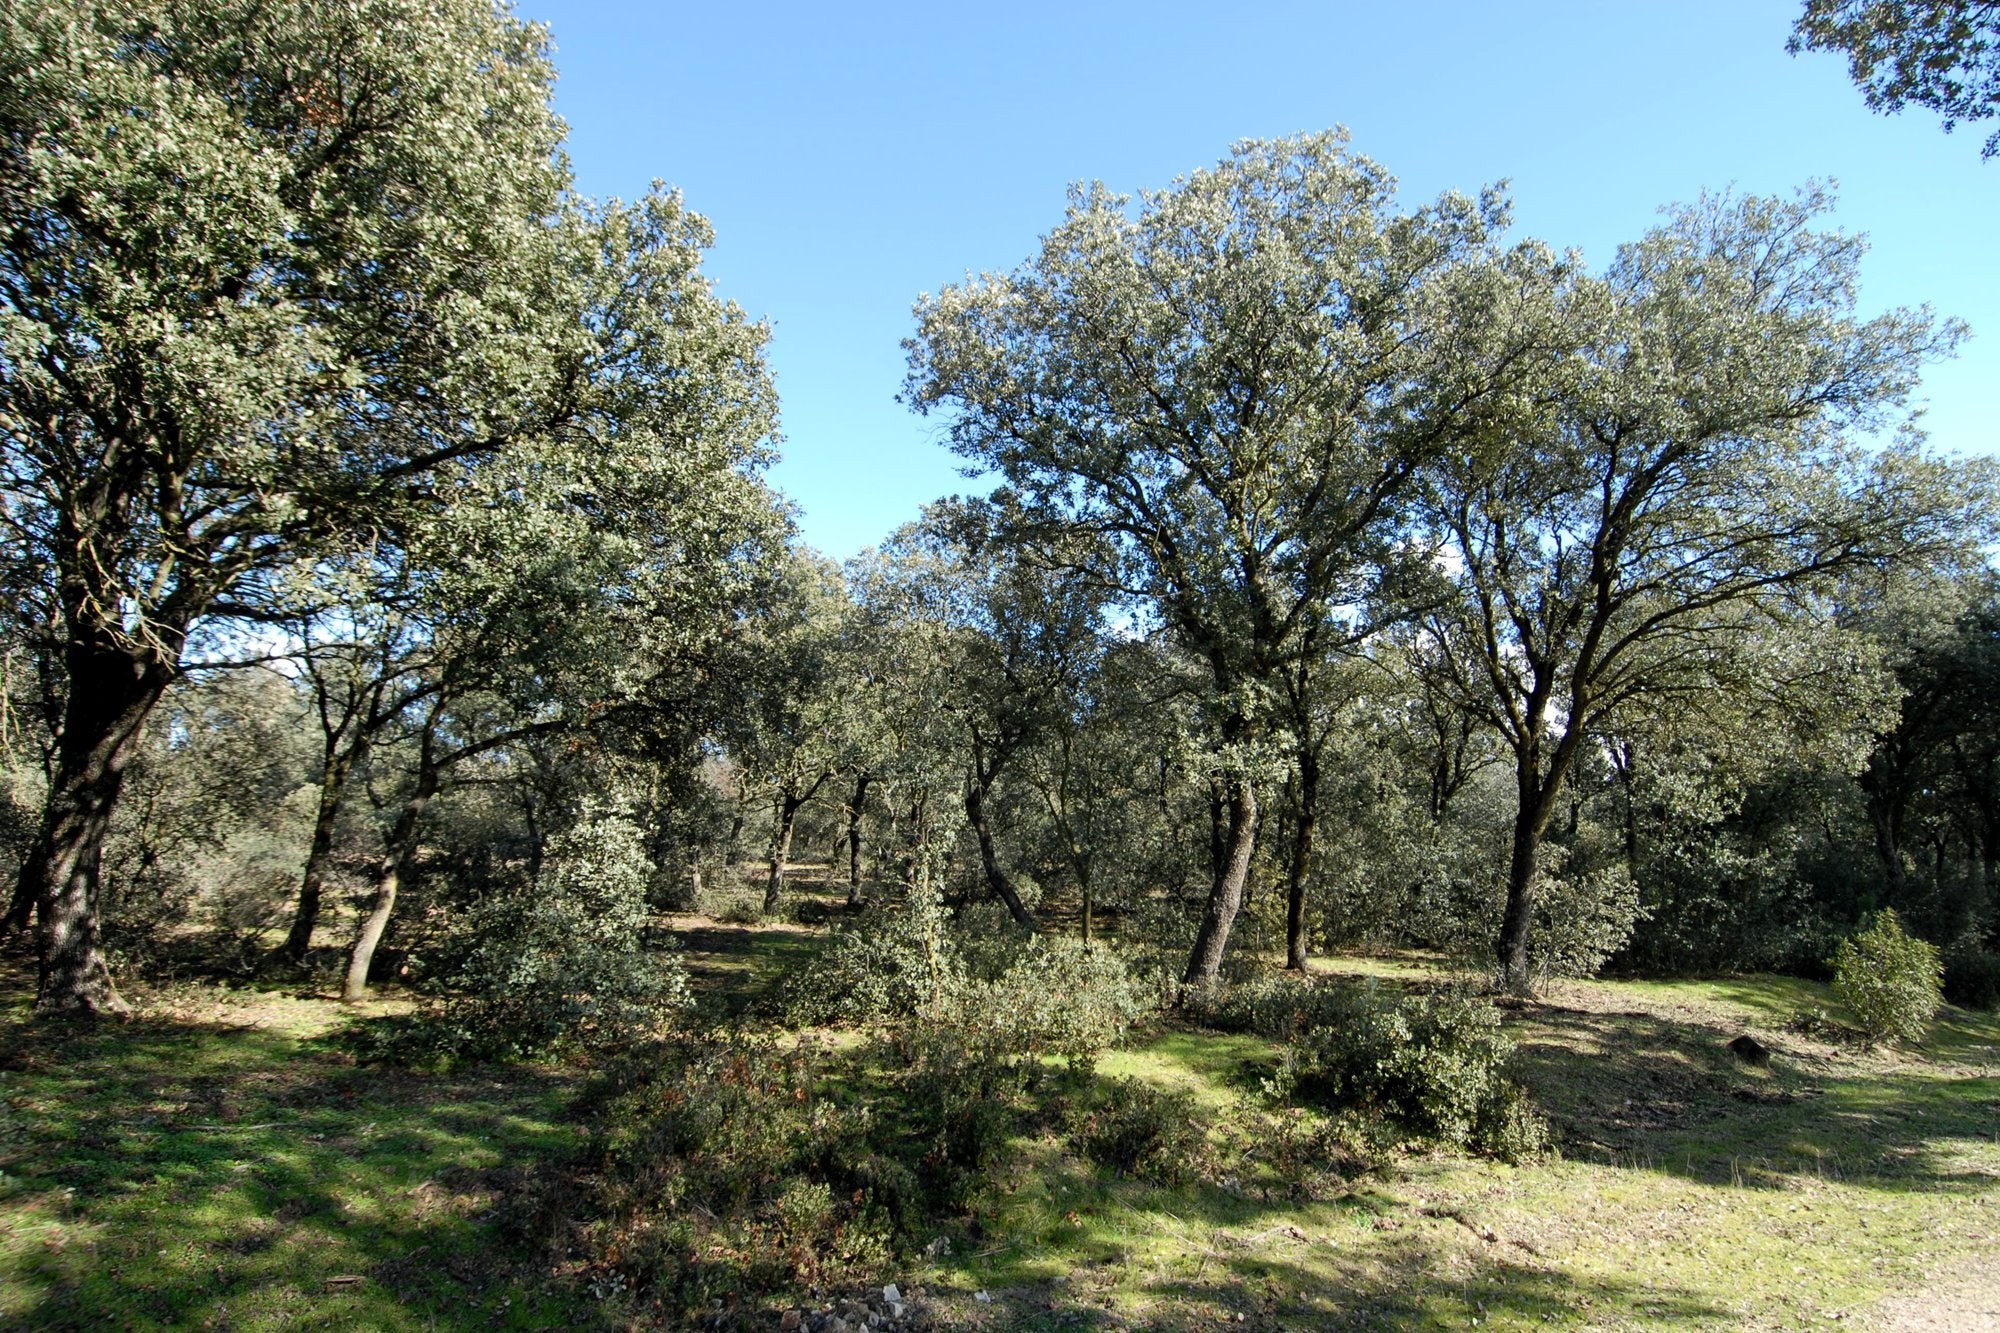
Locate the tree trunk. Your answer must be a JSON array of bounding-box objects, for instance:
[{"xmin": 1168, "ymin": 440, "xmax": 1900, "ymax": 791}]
[
  {"xmin": 725, "ymin": 791, "xmax": 748, "ymax": 867},
  {"xmin": 343, "ymin": 857, "xmax": 402, "ymax": 1004},
  {"xmin": 275, "ymin": 733, "xmax": 368, "ymax": 967},
  {"xmin": 1182, "ymin": 776, "xmax": 1258, "ymax": 988},
  {"xmin": 19, "ymin": 625, "xmax": 176, "ymax": 1016},
  {"xmin": 764, "ymin": 793, "xmax": 800, "ymax": 914},
  {"xmin": 846, "ymin": 772, "xmax": 872, "ymax": 907},
  {"xmin": 344, "ymin": 731, "xmax": 440, "ymax": 1003},
  {"xmin": 1284, "ymin": 750, "xmax": 1319, "ymax": 972},
  {"xmin": 965, "ymin": 778, "xmax": 1032, "ymax": 924},
  {"xmin": 1497, "ymin": 759, "xmax": 1564, "ymax": 995}
]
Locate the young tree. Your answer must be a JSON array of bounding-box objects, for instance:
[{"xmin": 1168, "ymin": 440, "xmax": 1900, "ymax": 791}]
[
  {"xmin": 904, "ymin": 131, "xmax": 1538, "ymax": 987},
  {"xmin": 1417, "ymin": 188, "xmax": 1993, "ymax": 992},
  {"xmin": 0, "ymin": 0, "xmax": 576, "ymax": 1013}
]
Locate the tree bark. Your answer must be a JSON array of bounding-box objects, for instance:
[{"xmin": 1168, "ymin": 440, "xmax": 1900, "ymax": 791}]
[
  {"xmin": 764, "ymin": 791, "xmax": 801, "ymax": 914},
  {"xmin": 965, "ymin": 778, "xmax": 1033, "ymax": 924},
  {"xmin": 344, "ymin": 725, "xmax": 440, "ymax": 1003},
  {"xmin": 1497, "ymin": 754, "xmax": 1565, "ymax": 994},
  {"xmin": 1182, "ymin": 776, "xmax": 1258, "ymax": 988},
  {"xmin": 1284, "ymin": 750, "xmax": 1319, "ymax": 972},
  {"xmin": 19, "ymin": 624, "xmax": 176, "ymax": 1016},
  {"xmin": 846, "ymin": 772, "xmax": 872, "ymax": 907},
  {"xmin": 274, "ymin": 732, "xmax": 369, "ymax": 967}
]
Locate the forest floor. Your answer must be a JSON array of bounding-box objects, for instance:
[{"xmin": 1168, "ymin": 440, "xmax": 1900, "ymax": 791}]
[{"xmin": 1, "ymin": 902, "xmax": 1996, "ymax": 1331}]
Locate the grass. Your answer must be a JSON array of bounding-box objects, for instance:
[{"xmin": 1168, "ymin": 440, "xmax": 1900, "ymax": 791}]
[
  {"xmin": 0, "ymin": 958, "xmax": 597, "ymax": 1332},
  {"xmin": 897, "ymin": 963, "xmax": 2000, "ymax": 1331},
  {"xmin": 3, "ymin": 923, "xmax": 1996, "ymax": 1331}
]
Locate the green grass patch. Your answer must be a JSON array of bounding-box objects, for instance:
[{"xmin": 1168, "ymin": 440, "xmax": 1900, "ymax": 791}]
[{"xmin": 0, "ymin": 965, "xmax": 594, "ymax": 1331}]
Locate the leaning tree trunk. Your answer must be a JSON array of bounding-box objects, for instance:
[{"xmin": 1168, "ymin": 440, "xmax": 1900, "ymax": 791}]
[
  {"xmin": 275, "ymin": 732, "xmax": 369, "ymax": 967},
  {"xmin": 344, "ymin": 727, "xmax": 441, "ymax": 1003},
  {"xmin": 764, "ymin": 792, "xmax": 801, "ymax": 914},
  {"xmin": 1182, "ymin": 776, "xmax": 1259, "ymax": 988},
  {"xmin": 964, "ymin": 778, "xmax": 1033, "ymax": 924},
  {"xmin": 19, "ymin": 622, "xmax": 178, "ymax": 1016}
]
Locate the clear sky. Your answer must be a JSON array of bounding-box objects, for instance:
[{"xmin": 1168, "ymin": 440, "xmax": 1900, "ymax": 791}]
[{"xmin": 520, "ymin": 0, "xmax": 2000, "ymax": 561}]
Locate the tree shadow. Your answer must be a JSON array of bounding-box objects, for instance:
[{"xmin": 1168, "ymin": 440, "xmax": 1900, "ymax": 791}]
[
  {"xmin": 940, "ymin": 1169, "xmax": 1736, "ymax": 1331},
  {"xmin": 0, "ymin": 1000, "xmax": 599, "ymax": 1331},
  {"xmin": 1504, "ymin": 997, "xmax": 2000, "ymax": 1197}
]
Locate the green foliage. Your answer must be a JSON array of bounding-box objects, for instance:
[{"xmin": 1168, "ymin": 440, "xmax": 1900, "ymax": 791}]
[
  {"xmin": 1792, "ymin": 0, "xmax": 2000, "ymax": 157},
  {"xmin": 1181, "ymin": 971, "xmax": 1355, "ymax": 1040},
  {"xmin": 1267, "ymin": 984, "xmax": 1546, "ymax": 1161},
  {"xmin": 437, "ymin": 815, "xmax": 691, "ymax": 1058},
  {"xmin": 957, "ymin": 935, "xmax": 1151, "ymax": 1070},
  {"xmin": 784, "ymin": 884, "xmax": 962, "ymax": 1027},
  {"xmin": 1832, "ymin": 909, "xmax": 1944, "ymax": 1044},
  {"xmin": 583, "ymin": 1022, "xmax": 1044, "ymax": 1314},
  {"xmin": 1067, "ymin": 1077, "xmax": 1211, "ymax": 1185},
  {"xmin": 587, "ymin": 1033, "xmax": 884, "ymax": 1310},
  {"xmin": 1943, "ymin": 949, "xmax": 2000, "ymax": 1013},
  {"xmin": 786, "ymin": 888, "xmax": 1149, "ymax": 1067}
]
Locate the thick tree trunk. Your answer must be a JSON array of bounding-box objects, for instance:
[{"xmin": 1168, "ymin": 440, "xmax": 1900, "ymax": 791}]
[
  {"xmin": 275, "ymin": 734, "xmax": 368, "ymax": 967},
  {"xmin": 1871, "ymin": 802, "xmax": 1909, "ymax": 903},
  {"xmin": 1182, "ymin": 777, "xmax": 1258, "ymax": 988},
  {"xmin": 20, "ymin": 627, "xmax": 175, "ymax": 1016},
  {"xmin": 965, "ymin": 779, "xmax": 1032, "ymax": 924},
  {"xmin": 1497, "ymin": 759, "xmax": 1564, "ymax": 995},
  {"xmin": 1284, "ymin": 751, "xmax": 1319, "ymax": 972},
  {"xmin": 4, "ymin": 865, "xmax": 33, "ymax": 935},
  {"xmin": 846, "ymin": 772, "xmax": 871, "ymax": 907}
]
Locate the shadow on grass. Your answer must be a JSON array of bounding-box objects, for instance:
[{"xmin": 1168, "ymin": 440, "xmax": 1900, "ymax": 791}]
[
  {"xmin": 0, "ymin": 1005, "xmax": 597, "ymax": 1332},
  {"xmin": 1505, "ymin": 998, "xmax": 2000, "ymax": 1198},
  {"xmin": 676, "ymin": 919, "xmax": 828, "ymax": 1017},
  {"xmin": 950, "ymin": 1160, "xmax": 1736, "ymax": 1332}
]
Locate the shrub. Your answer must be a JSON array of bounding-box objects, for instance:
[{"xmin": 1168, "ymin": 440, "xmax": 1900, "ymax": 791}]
[
  {"xmin": 782, "ymin": 885, "xmax": 963, "ymax": 1027},
  {"xmin": 588, "ymin": 1033, "xmax": 889, "ymax": 1311},
  {"xmin": 1831, "ymin": 909, "xmax": 1943, "ymax": 1045},
  {"xmin": 1268, "ymin": 985, "xmax": 1545, "ymax": 1160},
  {"xmin": 1943, "ymin": 948, "xmax": 2000, "ymax": 1013},
  {"xmin": 1068, "ymin": 1078, "xmax": 1210, "ymax": 1185},
  {"xmin": 958, "ymin": 936, "xmax": 1150, "ymax": 1070},
  {"xmin": 439, "ymin": 815, "xmax": 691, "ymax": 1057},
  {"xmin": 1182, "ymin": 971, "xmax": 1353, "ymax": 1040},
  {"xmin": 785, "ymin": 890, "xmax": 1151, "ymax": 1069}
]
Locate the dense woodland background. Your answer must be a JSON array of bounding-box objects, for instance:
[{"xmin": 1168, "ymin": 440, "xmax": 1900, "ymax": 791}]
[{"xmin": 4, "ymin": 2, "xmax": 2000, "ymax": 1327}]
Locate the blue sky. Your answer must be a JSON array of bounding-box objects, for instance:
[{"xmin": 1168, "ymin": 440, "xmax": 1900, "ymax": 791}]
[{"xmin": 523, "ymin": 0, "xmax": 2000, "ymax": 560}]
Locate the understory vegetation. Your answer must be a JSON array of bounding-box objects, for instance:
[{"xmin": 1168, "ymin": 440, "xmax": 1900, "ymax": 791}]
[{"xmin": 4, "ymin": 0, "xmax": 2000, "ymax": 1329}]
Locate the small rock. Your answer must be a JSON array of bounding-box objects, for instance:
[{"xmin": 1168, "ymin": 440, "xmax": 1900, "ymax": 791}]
[
  {"xmin": 882, "ymin": 1284, "xmax": 901, "ymax": 1305},
  {"xmin": 974, "ymin": 1290, "xmax": 993, "ymax": 1303},
  {"xmin": 1051, "ymin": 1274, "xmax": 1069, "ymax": 1286},
  {"xmin": 780, "ymin": 1311, "xmax": 802, "ymax": 1332},
  {"xmin": 887, "ymin": 1302, "xmax": 904, "ymax": 1320}
]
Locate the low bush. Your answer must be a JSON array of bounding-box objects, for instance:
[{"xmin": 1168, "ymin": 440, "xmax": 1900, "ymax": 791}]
[
  {"xmin": 580, "ymin": 1024, "xmax": 1034, "ymax": 1316},
  {"xmin": 1267, "ymin": 984, "xmax": 1545, "ymax": 1161},
  {"xmin": 785, "ymin": 889, "xmax": 1150, "ymax": 1069},
  {"xmin": 958, "ymin": 936, "xmax": 1150, "ymax": 1070},
  {"xmin": 1831, "ymin": 909, "xmax": 1943, "ymax": 1045},
  {"xmin": 1182, "ymin": 971, "xmax": 1354, "ymax": 1040},
  {"xmin": 1068, "ymin": 1077, "xmax": 1210, "ymax": 1185}
]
